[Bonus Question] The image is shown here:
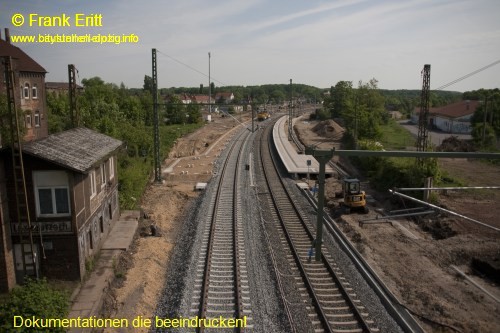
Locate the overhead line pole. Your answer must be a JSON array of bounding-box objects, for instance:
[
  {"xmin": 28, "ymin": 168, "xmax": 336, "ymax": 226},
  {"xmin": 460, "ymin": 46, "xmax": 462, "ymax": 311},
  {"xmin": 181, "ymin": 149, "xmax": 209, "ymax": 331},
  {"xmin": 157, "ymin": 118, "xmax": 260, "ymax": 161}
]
[
  {"xmin": 288, "ymin": 79, "xmax": 293, "ymax": 140},
  {"xmin": 152, "ymin": 48, "xmax": 161, "ymax": 183},
  {"xmin": 68, "ymin": 64, "xmax": 78, "ymax": 128},
  {"xmin": 416, "ymin": 64, "xmax": 431, "ymax": 160},
  {"xmin": 208, "ymin": 52, "xmax": 211, "ymax": 114}
]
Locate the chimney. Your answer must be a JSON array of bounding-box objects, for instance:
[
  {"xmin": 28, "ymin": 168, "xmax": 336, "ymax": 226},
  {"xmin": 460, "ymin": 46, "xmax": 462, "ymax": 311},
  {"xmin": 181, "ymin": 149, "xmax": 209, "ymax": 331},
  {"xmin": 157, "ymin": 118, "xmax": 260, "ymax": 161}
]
[
  {"xmin": 466, "ymin": 100, "xmax": 470, "ymax": 110},
  {"xmin": 5, "ymin": 28, "xmax": 10, "ymax": 43}
]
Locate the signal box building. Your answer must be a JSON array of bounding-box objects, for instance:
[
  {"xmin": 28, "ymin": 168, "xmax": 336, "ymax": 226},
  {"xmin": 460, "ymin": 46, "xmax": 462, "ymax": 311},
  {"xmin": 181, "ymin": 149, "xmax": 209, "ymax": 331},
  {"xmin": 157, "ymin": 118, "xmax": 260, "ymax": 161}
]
[{"xmin": 3, "ymin": 128, "xmax": 123, "ymax": 282}]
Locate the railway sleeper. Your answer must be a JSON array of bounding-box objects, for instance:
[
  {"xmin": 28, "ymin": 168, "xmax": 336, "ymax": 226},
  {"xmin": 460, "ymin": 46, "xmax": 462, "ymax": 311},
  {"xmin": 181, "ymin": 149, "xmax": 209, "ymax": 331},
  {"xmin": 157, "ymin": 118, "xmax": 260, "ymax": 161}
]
[
  {"xmin": 322, "ymin": 306, "xmax": 349, "ymax": 311},
  {"xmin": 329, "ymin": 320, "xmax": 359, "ymax": 326},
  {"xmin": 205, "ymin": 310, "xmax": 237, "ymax": 315},
  {"xmin": 326, "ymin": 313, "xmax": 356, "ymax": 319},
  {"xmin": 207, "ymin": 302, "xmax": 235, "ymax": 307},
  {"xmin": 321, "ymin": 299, "xmax": 349, "ymax": 305},
  {"xmin": 330, "ymin": 328, "xmax": 364, "ymax": 333},
  {"xmin": 316, "ymin": 292, "xmax": 342, "ymax": 298}
]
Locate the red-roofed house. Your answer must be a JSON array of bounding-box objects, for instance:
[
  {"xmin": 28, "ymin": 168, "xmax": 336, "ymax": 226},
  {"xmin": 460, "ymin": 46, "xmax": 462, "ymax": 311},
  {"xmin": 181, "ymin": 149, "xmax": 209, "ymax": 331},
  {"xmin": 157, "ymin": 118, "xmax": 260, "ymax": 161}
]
[
  {"xmin": 412, "ymin": 100, "xmax": 479, "ymax": 134},
  {"xmin": 215, "ymin": 92, "xmax": 234, "ymax": 104}
]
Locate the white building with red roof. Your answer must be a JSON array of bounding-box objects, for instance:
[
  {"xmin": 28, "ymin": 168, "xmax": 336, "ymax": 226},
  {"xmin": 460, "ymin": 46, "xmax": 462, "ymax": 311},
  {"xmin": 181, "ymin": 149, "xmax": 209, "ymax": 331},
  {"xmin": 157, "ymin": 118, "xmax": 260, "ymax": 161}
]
[{"xmin": 412, "ymin": 100, "xmax": 479, "ymax": 134}]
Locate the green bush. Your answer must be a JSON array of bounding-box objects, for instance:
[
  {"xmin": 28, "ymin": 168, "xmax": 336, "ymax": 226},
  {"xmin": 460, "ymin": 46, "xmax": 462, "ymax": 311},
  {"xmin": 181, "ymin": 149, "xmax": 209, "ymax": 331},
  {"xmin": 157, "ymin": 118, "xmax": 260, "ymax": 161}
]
[
  {"xmin": 0, "ymin": 278, "xmax": 69, "ymax": 332},
  {"xmin": 117, "ymin": 123, "xmax": 203, "ymax": 209},
  {"xmin": 351, "ymin": 140, "xmax": 440, "ymax": 196}
]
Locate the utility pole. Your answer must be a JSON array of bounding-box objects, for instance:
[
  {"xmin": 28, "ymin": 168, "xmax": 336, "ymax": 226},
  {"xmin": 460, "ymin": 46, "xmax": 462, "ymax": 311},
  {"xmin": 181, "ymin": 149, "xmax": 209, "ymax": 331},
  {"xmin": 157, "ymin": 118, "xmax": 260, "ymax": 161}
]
[
  {"xmin": 152, "ymin": 48, "xmax": 161, "ymax": 183},
  {"xmin": 354, "ymin": 93, "xmax": 359, "ymax": 149},
  {"xmin": 208, "ymin": 52, "xmax": 211, "ymax": 114},
  {"xmin": 68, "ymin": 64, "xmax": 78, "ymax": 127},
  {"xmin": 304, "ymin": 146, "xmax": 335, "ymax": 261},
  {"xmin": 288, "ymin": 79, "xmax": 293, "ymax": 140},
  {"xmin": 252, "ymin": 105, "xmax": 255, "ymax": 132},
  {"xmin": 416, "ymin": 64, "xmax": 431, "ymax": 156},
  {"xmin": 482, "ymin": 94, "xmax": 488, "ymax": 145}
]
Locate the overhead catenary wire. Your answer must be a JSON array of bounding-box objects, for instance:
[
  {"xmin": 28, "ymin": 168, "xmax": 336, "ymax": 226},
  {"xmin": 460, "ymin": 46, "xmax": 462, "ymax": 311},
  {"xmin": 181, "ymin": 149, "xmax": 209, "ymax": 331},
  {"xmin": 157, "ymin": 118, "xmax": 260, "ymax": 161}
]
[
  {"xmin": 156, "ymin": 50, "xmax": 226, "ymax": 86},
  {"xmin": 434, "ymin": 59, "xmax": 500, "ymax": 90}
]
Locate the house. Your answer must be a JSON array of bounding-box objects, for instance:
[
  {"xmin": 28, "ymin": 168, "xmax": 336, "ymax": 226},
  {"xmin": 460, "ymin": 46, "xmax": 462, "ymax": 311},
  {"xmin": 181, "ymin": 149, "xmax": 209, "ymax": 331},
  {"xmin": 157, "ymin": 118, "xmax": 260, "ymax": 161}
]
[
  {"xmin": 178, "ymin": 93, "xmax": 192, "ymax": 104},
  {"xmin": 2, "ymin": 127, "xmax": 122, "ymax": 282},
  {"xmin": 0, "ymin": 30, "xmax": 124, "ymax": 291},
  {"xmin": 214, "ymin": 92, "xmax": 234, "ymax": 104},
  {"xmin": 191, "ymin": 94, "xmax": 212, "ymax": 104},
  {"xmin": 1, "ymin": 27, "xmax": 50, "ymax": 291},
  {"xmin": 0, "ymin": 28, "xmax": 49, "ymax": 143},
  {"xmin": 412, "ymin": 100, "xmax": 479, "ymax": 134},
  {"xmin": 388, "ymin": 111, "xmax": 403, "ymax": 120}
]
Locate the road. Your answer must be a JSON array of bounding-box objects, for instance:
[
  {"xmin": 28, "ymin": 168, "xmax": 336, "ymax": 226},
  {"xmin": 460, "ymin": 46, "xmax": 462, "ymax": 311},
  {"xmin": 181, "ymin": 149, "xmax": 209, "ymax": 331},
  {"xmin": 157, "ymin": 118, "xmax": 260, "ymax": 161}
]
[{"xmin": 398, "ymin": 120, "xmax": 472, "ymax": 146}]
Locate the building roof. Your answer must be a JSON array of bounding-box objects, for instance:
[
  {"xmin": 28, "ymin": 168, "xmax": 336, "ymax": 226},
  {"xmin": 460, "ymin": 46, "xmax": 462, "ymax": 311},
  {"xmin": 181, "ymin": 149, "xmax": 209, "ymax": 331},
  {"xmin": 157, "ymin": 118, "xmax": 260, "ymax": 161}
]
[
  {"xmin": 46, "ymin": 82, "xmax": 83, "ymax": 90},
  {"xmin": 414, "ymin": 100, "xmax": 479, "ymax": 119},
  {"xmin": 22, "ymin": 127, "xmax": 123, "ymax": 173},
  {"xmin": 0, "ymin": 39, "xmax": 47, "ymax": 73},
  {"xmin": 215, "ymin": 92, "xmax": 234, "ymax": 98},
  {"xmin": 191, "ymin": 95, "xmax": 211, "ymax": 103}
]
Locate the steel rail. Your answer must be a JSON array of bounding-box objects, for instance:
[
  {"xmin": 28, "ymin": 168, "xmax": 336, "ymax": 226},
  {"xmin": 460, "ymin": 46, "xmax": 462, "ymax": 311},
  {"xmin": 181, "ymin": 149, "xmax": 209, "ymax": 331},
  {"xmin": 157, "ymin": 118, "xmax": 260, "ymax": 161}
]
[
  {"xmin": 301, "ymin": 189, "xmax": 425, "ymax": 333},
  {"xmin": 261, "ymin": 123, "xmax": 376, "ymax": 333},
  {"xmin": 198, "ymin": 129, "xmax": 248, "ymax": 332}
]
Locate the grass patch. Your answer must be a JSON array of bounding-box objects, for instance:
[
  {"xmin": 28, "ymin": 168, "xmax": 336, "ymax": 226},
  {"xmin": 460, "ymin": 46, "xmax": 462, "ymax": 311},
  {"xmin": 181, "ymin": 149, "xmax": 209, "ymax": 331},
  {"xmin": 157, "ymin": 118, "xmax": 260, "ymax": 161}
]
[{"xmin": 379, "ymin": 119, "xmax": 415, "ymax": 149}]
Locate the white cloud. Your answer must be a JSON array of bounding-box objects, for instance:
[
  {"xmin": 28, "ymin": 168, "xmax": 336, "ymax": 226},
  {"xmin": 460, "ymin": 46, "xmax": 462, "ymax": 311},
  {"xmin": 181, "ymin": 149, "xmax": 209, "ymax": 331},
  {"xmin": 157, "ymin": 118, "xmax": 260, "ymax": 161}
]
[{"xmin": 4, "ymin": 0, "xmax": 499, "ymax": 90}]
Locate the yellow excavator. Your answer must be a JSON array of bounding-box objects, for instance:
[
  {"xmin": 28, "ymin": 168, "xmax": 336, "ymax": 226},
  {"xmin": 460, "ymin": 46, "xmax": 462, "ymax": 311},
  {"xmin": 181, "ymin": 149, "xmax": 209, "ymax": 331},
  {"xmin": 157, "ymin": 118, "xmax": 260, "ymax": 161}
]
[{"xmin": 337, "ymin": 178, "xmax": 369, "ymax": 214}]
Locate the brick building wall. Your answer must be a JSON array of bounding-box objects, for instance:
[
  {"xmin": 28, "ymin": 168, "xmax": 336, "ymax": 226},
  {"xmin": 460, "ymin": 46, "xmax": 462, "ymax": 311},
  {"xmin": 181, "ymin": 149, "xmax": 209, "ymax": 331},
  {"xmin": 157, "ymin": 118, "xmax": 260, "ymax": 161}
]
[{"xmin": 0, "ymin": 159, "xmax": 16, "ymax": 292}]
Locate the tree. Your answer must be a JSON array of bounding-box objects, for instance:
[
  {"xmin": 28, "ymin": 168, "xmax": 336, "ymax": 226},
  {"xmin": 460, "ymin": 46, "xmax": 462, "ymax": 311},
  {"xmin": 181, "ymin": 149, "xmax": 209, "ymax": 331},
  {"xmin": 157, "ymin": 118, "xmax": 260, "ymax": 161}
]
[
  {"xmin": 46, "ymin": 91, "xmax": 70, "ymax": 133},
  {"xmin": 187, "ymin": 103, "xmax": 202, "ymax": 124},
  {"xmin": 355, "ymin": 79, "xmax": 385, "ymax": 140},
  {"xmin": 165, "ymin": 95, "xmax": 186, "ymax": 124},
  {"xmin": 329, "ymin": 81, "xmax": 353, "ymax": 119},
  {"xmin": 471, "ymin": 122, "xmax": 496, "ymax": 148},
  {"xmin": 270, "ymin": 89, "xmax": 286, "ymax": 104},
  {"xmin": 210, "ymin": 82, "xmax": 215, "ymax": 96},
  {"xmin": 143, "ymin": 75, "xmax": 154, "ymax": 93},
  {"xmin": 471, "ymin": 90, "xmax": 500, "ymax": 140}
]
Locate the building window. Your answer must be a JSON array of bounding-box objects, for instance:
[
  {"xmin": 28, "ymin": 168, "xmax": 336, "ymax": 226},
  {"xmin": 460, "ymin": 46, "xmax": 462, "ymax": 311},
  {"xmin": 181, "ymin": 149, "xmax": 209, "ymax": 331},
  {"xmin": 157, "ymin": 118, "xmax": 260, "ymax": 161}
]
[
  {"xmin": 24, "ymin": 83, "xmax": 30, "ymax": 99},
  {"xmin": 32, "ymin": 84, "xmax": 38, "ymax": 99},
  {"xmin": 100, "ymin": 164, "xmax": 106, "ymax": 188},
  {"xmin": 25, "ymin": 114, "xmax": 32, "ymax": 128},
  {"xmin": 34, "ymin": 111, "xmax": 40, "ymax": 127},
  {"xmin": 34, "ymin": 171, "xmax": 71, "ymax": 217},
  {"xmin": 88, "ymin": 230, "xmax": 93, "ymax": 250},
  {"xmin": 90, "ymin": 170, "xmax": 96, "ymax": 198},
  {"xmin": 108, "ymin": 203, "xmax": 113, "ymax": 219},
  {"xmin": 109, "ymin": 157, "xmax": 114, "ymax": 179}
]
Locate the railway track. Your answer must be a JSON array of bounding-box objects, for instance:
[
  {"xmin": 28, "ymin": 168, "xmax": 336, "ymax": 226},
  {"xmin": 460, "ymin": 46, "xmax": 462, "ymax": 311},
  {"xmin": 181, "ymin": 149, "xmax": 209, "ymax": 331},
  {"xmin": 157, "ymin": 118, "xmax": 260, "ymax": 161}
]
[
  {"xmin": 190, "ymin": 128, "xmax": 252, "ymax": 332},
  {"xmin": 257, "ymin": 123, "xmax": 379, "ymax": 333}
]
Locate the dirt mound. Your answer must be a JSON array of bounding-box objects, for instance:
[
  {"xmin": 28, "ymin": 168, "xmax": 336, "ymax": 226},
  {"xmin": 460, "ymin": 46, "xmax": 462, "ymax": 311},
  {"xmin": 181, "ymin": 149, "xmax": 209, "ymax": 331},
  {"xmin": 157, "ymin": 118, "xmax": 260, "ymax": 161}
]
[
  {"xmin": 437, "ymin": 136, "xmax": 475, "ymax": 152},
  {"xmin": 312, "ymin": 119, "xmax": 345, "ymax": 138}
]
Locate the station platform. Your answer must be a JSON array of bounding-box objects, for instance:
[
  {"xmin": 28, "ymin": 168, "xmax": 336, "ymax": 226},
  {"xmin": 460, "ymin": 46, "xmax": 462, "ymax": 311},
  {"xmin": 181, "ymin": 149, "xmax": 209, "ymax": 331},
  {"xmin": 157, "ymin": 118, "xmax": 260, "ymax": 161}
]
[{"xmin": 273, "ymin": 116, "xmax": 334, "ymax": 177}]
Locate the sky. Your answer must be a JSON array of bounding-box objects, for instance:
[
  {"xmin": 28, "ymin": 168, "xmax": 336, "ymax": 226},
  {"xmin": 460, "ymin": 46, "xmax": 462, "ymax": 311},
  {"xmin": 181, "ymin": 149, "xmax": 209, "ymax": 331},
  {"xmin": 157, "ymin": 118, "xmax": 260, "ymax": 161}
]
[{"xmin": 2, "ymin": 0, "xmax": 500, "ymax": 92}]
